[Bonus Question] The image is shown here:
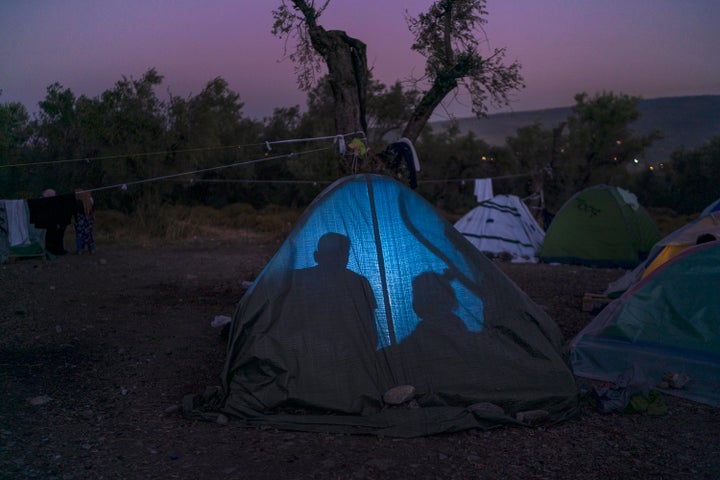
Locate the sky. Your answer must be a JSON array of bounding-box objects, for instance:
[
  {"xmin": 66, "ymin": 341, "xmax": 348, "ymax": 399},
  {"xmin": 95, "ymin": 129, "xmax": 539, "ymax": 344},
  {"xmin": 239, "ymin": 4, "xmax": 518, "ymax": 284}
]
[{"xmin": 1, "ymin": 0, "xmax": 719, "ymax": 122}]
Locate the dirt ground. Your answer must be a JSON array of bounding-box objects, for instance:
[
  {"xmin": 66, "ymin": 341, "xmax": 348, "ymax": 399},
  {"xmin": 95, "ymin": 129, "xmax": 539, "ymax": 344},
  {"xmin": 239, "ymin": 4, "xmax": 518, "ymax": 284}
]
[{"xmin": 1, "ymin": 230, "xmax": 719, "ymax": 480}]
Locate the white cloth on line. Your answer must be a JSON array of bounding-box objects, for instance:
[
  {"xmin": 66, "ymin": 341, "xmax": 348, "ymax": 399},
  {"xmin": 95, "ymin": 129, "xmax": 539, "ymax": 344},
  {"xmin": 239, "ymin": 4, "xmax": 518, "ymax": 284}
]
[
  {"xmin": 1, "ymin": 199, "xmax": 30, "ymax": 246},
  {"xmin": 473, "ymin": 178, "xmax": 493, "ymax": 203}
]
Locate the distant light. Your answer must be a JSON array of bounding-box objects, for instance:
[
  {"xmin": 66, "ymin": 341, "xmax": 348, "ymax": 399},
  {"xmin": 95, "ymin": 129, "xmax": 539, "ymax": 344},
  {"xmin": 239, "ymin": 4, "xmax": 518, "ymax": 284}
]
[
  {"xmin": 633, "ymin": 158, "xmax": 639, "ymax": 164},
  {"xmin": 649, "ymin": 165, "xmax": 655, "ymax": 171},
  {"xmin": 616, "ymin": 140, "xmax": 622, "ymax": 145},
  {"xmin": 481, "ymin": 156, "xmax": 487, "ymax": 161},
  {"xmin": 659, "ymin": 163, "xmax": 664, "ymax": 168}
]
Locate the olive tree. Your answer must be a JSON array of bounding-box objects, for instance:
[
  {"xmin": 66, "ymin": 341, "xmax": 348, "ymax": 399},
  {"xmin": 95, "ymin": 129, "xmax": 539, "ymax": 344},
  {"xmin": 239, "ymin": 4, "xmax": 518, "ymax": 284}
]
[{"xmin": 272, "ymin": 0, "xmax": 524, "ymax": 144}]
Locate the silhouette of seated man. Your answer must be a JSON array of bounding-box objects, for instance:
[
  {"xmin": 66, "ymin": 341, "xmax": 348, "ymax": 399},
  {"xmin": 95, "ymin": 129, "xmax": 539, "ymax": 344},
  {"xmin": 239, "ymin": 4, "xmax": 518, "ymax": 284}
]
[
  {"xmin": 275, "ymin": 232, "xmax": 383, "ymax": 412},
  {"xmin": 392, "ymin": 271, "xmax": 481, "ymax": 391},
  {"xmin": 285, "ymin": 233, "xmax": 378, "ymax": 340}
]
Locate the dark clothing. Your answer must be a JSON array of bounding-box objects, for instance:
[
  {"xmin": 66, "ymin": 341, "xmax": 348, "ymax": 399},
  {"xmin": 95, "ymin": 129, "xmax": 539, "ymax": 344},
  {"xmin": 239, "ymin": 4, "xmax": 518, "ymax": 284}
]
[
  {"xmin": 74, "ymin": 209, "xmax": 95, "ymax": 253},
  {"xmin": 27, "ymin": 194, "xmax": 76, "ymax": 255}
]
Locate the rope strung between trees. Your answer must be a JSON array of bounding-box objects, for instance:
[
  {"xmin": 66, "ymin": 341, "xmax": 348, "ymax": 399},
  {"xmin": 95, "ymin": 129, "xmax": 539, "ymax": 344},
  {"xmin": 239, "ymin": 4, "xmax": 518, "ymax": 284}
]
[{"xmin": 0, "ymin": 131, "xmax": 366, "ymax": 169}]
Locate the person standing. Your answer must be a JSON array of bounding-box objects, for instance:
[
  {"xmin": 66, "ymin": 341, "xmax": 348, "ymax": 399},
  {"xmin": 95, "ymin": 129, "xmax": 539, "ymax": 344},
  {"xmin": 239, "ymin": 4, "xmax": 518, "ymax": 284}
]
[{"xmin": 74, "ymin": 190, "xmax": 95, "ymax": 254}]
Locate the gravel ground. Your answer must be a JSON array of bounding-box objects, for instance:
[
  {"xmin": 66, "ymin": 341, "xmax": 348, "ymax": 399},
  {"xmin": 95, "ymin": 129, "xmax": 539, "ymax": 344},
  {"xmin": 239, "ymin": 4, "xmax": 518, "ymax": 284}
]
[{"xmin": 1, "ymin": 233, "xmax": 718, "ymax": 479}]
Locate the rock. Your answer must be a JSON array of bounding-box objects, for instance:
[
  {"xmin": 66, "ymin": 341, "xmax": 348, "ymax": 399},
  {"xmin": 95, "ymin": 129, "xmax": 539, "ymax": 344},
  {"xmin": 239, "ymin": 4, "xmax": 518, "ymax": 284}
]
[
  {"xmin": 663, "ymin": 371, "xmax": 690, "ymax": 389},
  {"xmin": 364, "ymin": 458, "xmax": 394, "ymax": 470},
  {"xmin": 28, "ymin": 395, "xmax": 53, "ymax": 406},
  {"xmin": 468, "ymin": 402, "xmax": 506, "ymax": 416},
  {"xmin": 211, "ymin": 315, "xmax": 232, "ymax": 328},
  {"xmin": 383, "ymin": 385, "xmax": 416, "ymax": 405},
  {"xmin": 515, "ymin": 409, "xmax": 550, "ymax": 425}
]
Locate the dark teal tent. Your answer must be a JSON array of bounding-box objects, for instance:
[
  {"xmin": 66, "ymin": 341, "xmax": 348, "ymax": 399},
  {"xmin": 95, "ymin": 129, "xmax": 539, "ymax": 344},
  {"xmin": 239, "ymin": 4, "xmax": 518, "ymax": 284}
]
[
  {"xmin": 185, "ymin": 174, "xmax": 579, "ymax": 436},
  {"xmin": 571, "ymin": 241, "xmax": 720, "ymax": 407}
]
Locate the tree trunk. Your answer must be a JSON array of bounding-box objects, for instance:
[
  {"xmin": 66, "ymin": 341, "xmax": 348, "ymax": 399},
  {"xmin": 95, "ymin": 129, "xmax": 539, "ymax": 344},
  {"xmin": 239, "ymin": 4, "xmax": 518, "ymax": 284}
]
[
  {"xmin": 306, "ymin": 26, "xmax": 368, "ymax": 136},
  {"xmin": 400, "ymin": 76, "xmax": 457, "ymax": 143}
]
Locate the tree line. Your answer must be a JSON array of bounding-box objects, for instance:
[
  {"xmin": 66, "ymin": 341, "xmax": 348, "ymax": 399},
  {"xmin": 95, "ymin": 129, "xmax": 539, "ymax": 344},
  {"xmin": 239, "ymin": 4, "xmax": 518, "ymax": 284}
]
[
  {"xmin": 2, "ymin": 0, "xmax": 717, "ymax": 216},
  {"xmin": 0, "ymin": 72, "xmax": 716, "ymax": 215}
]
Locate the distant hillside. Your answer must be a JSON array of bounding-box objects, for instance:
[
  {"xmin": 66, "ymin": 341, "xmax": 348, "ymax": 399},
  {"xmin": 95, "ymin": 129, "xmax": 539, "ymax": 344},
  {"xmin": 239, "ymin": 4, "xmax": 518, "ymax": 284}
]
[{"xmin": 430, "ymin": 95, "xmax": 720, "ymax": 165}]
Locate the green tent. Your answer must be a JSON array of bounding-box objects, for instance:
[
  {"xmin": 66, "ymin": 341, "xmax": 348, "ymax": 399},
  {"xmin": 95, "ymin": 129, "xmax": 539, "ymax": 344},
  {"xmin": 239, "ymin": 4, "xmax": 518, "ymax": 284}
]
[
  {"xmin": 539, "ymin": 185, "xmax": 660, "ymax": 268},
  {"xmin": 184, "ymin": 174, "xmax": 579, "ymax": 436},
  {"xmin": 571, "ymin": 241, "xmax": 720, "ymax": 407}
]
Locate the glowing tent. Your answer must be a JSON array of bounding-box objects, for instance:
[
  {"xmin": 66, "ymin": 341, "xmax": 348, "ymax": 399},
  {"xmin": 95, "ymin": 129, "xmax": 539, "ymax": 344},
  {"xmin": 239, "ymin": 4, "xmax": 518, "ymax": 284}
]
[{"xmin": 185, "ymin": 174, "xmax": 579, "ymax": 436}]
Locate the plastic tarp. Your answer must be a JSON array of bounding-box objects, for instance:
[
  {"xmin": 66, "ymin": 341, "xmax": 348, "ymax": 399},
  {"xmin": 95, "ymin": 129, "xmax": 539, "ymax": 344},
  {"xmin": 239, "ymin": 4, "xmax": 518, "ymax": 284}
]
[
  {"xmin": 572, "ymin": 242, "xmax": 720, "ymax": 407},
  {"xmin": 185, "ymin": 174, "xmax": 579, "ymax": 436}
]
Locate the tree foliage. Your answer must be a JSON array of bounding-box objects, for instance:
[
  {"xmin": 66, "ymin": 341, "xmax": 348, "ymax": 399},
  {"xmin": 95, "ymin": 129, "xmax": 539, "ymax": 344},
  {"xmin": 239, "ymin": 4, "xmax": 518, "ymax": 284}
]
[
  {"xmin": 562, "ymin": 92, "xmax": 661, "ymax": 186},
  {"xmin": 272, "ymin": 0, "xmax": 524, "ymax": 146},
  {"xmin": 665, "ymin": 137, "xmax": 720, "ymax": 213},
  {"xmin": 272, "ymin": 0, "xmax": 368, "ymax": 135},
  {"xmin": 0, "ymin": 62, "xmax": 714, "ymax": 217},
  {"xmin": 401, "ymin": 0, "xmax": 523, "ymax": 142},
  {"xmin": 0, "ymin": 94, "xmax": 33, "ymax": 195},
  {"xmin": 0, "ymin": 96, "xmax": 30, "ymax": 160}
]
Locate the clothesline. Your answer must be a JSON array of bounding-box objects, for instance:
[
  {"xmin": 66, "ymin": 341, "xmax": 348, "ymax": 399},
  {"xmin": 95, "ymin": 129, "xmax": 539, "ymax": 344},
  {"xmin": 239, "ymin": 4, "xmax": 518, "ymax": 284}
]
[
  {"xmin": 169, "ymin": 179, "xmax": 335, "ymax": 185},
  {"xmin": 167, "ymin": 172, "xmax": 534, "ymax": 186},
  {"xmin": 85, "ymin": 147, "xmax": 332, "ymax": 194},
  {"xmin": 417, "ymin": 172, "xmax": 533, "ymax": 184},
  {"xmin": 0, "ymin": 131, "xmax": 366, "ymax": 169}
]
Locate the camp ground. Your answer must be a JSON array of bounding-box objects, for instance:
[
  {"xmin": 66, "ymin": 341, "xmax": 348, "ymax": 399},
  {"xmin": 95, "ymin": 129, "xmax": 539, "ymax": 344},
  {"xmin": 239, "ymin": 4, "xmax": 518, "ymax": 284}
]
[
  {"xmin": 539, "ymin": 185, "xmax": 661, "ymax": 268},
  {"xmin": 184, "ymin": 174, "xmax": 580, "ymax": 436},
  {"xmin": 571, "ymin": 241, "xmax": 720, "ymax": 407},
  {"xmin": 3, "ymin": 185, "xmax": 718, "ymax": 478},
  {"xmin": 453, "ymin": 194, "xmax": 545, "ymax": 262}
]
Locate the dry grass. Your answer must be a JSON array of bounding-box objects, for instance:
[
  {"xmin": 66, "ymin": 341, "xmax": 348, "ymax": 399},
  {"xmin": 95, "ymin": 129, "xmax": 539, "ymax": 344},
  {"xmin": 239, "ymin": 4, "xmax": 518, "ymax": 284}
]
[
  {"xmin": 93, "ymin": 203, "xmax": 689, "ymax": 248},
  {"xmin": 93, "ymin": 203, "xmax": 303, "ymax": 245}
]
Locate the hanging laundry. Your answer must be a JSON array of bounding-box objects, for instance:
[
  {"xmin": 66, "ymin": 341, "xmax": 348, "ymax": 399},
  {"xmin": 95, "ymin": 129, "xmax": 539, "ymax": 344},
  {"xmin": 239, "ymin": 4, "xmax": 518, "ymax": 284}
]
[
  {"xmin": 474, "ymin": 178, "xmax": 493, "ymax": 203},
  {"xmin": 0, "ymin": 200, "xmax": 31, "ymax": 247},
  {"xmin": 27, "ymin": 193, "xmax": 77, "ymax": 255},
  {"xmin": 0, "ymin": 202, "xmax": 8, "ymax": 263},
  {"xmin": 384, "ymin": 137, "xmax": 420, "ymax": 189}
]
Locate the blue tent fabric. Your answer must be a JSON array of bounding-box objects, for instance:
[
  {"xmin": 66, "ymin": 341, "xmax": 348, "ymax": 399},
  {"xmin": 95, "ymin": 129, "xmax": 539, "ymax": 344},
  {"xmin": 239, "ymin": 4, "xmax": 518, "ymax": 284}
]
[
  {"xmin": 185, "ymin": 174, "xmax": 579, "ymax": 436},
  {"xmin": 571, "ymin": 241, "xmax": 720, "ymax": 407}
]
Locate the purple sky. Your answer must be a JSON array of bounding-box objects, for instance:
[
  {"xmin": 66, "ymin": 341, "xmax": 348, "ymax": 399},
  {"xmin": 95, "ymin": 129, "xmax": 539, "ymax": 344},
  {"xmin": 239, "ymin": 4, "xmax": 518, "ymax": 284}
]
[{"xmin": 1, "ymin": 0, "xmax": 719, "ymax": 121}]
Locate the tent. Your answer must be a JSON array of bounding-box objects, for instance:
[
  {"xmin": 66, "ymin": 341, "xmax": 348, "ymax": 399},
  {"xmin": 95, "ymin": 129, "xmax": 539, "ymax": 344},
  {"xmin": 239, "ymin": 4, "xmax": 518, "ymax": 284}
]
[
  {"xmin": 185, "ymin": 174, "xmax": 579, "ymax": 436},
  {"xmin": 605, "ymin": 200, "xmax": 720, "ymax": 296},
  {"xmin": 539, "ymin": 185, "xmax": 660, "ymax": 268},
  {"xmin": 642, "ymin": 207, "xmax": 719, "ymax": 279},
  {"xmin": 453, "ymin": 194, "xmax": 545, "ymax": 262},
  {"xmin": 701, "ymin": 197, "xmax": 720, "ymax": 216},
  {"xmin": 571, "ymin": 241, "xmax": 720, "ymax": 406}
]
